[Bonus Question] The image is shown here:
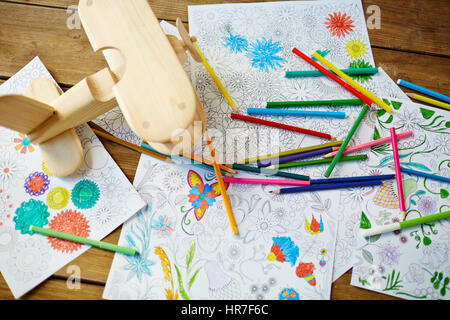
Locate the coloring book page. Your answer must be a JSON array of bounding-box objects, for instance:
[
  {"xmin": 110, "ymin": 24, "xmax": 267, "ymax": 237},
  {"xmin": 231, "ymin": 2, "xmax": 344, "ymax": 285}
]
[
  {"xmin": 350, "ymin": 101, "xmax": 449, "ymax": 300},
  {"xmin": 187, "ymin": 0, "xmax": 409, "ymax": 282},
  {"xmin": 104, "ymin": 154, "xmax": 339, "ymax": 300},
  {"xmin": 0, "ymin": 57, "xmax": 146, "ymax": 298}
]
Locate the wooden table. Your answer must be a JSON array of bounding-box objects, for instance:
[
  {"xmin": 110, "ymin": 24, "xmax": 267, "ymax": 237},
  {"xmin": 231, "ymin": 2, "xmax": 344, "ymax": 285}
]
[{"xmin": 0, "ymin": 0, "xmax": 448, "ymax": 300}]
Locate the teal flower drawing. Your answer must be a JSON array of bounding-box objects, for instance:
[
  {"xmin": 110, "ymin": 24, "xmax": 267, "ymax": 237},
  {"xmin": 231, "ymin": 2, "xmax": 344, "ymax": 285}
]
[{"xmin": 13, "ymin": 199, "xmax": 50, "ymax": 235}]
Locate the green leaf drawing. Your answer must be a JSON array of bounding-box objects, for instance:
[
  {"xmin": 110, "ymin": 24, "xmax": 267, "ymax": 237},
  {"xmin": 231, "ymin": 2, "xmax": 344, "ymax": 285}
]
[
  {"xmin": 420, "ymin": 108, "xmax": 435, "ymax": 120},
  {"xmin": 185, "ymin": 242, "xmax": 196, "ymax": 270},
  {"xmin": 174, "ymin": 265, "xmax": 190, "ymax": 300},
  {"xmin": 373, "ymin": 127, "xmax": 381, "ymax": 140},
  {"xmin": 440, "ymin": 189, "xmax": 449, "ymax": 199},
  {"xmin": 188, "ymin": 268, "xmax": 201, "ymax": 289},
  {"xmin": 362, "ymin": 249, "xmax": 373, "ymax": 264},
  {"xmin": 360, "ymin": 212, "xmax": 371, "ymax": 229},
  {"xmin": 391, "ymin": 101, "xmax": 402, "ymax": 110},
  {"xmin": 383, "ymin": 269, "xmax": 403, "ymax": 291},
  {"xmin": 348, "ymin": 59, "xmax": 374, "ymax": 83}
]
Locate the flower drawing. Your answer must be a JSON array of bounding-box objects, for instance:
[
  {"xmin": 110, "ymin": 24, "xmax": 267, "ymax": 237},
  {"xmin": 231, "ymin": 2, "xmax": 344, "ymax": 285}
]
[
  {"xmin": 324, "ymin": 11, "xmax": 355, "ymax": 38},
  {"xmin": 345, "ymin": 39, "xmax": 368, "ymax": 59},
  {"xmin": 14, "ymin": 199, "xmax": 50, "ymax": 235},
  {"xmin": 417, "ymin": 196, "xmax": 437, "ymax": 216},
  {"xmin": 47, "ymin": 210, "xmax": 90, "ymax": 253},
  {"xmin": 24, "ymin": 172, "xmax": 50, "ymax": 197},
  {"xmin": 187, "ymin": 170, "xmax": 224, "ymax": 221},
  {"xmin": 14, "ymin": 133, "xmax": 35, "ymax": 154},
  {"xmin": 71, "ymin": 179, "xmax": 100, "ymax": 209},
  {"xmin": 0, "ymin": 150, "xmax": 25, "ymax": 189},
  {"xmin": 222, "ymin": 31, "xmax": 249, "ymax": 53},
  {"xmin": 378, "ymin": 242, "xmax": 401, "ymax": 267},
  {"xmin": 151, "ymin": 215, "xmax": 175, "ymax": 238},
  {"xmin": 279, "ymin": 288, "xmax": 300, "ymax": 300},
  {"xmin": 245, "ymin": 37, "xmax": 285, "ymax": 72},
  {"xmin": 348, "ymin": 59, "xmax": 374, "ymax": 83}
]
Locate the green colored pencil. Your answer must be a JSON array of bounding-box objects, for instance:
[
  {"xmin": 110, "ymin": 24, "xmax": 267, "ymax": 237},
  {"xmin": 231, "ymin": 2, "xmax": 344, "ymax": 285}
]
[
  {"xmin": 361, "ymin": 210, "xmax": 450, "ymax": 237},
  {"xmin": 285, "ymin": 68, "xmax": 379, "ymax": 78},
  {"xmin": 31, "ymin": 225, "xmax": 138, "ymax": 256},
  {"xmin": 266, "ymin": 99, "xmax": 364, "ymax": 108},
  {"xmin": 267, "ymin": 154, "xmax": 368, "ymax": 169},
  {"xmin": 231, "ymin": 164, "xmax": 310, "ymax": 181},
  {"xmin": 325, "ymin": 105, "xmax": 369, "ymax": 177},
  {"xmin": 243, "ymin": 141, "xmax": 343, "ymax": 164}
]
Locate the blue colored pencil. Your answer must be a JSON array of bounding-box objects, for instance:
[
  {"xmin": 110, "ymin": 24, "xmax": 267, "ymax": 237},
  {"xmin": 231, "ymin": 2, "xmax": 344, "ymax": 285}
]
[
  {"xmin": 392, "ymin": 166, "xmax": 450, "ymax": 184},
  {"xmin": 397, "ymin": 79, "xmax": 450, "ymax": 103},
  {"xmin": 286, "ymin": 68, "xmax": 379, "ymax": 78},
  {"xmin": 247, "ymin": 108, "xmax": 347, "ymax": 119},
  {"xmin": 271, "ymin": 179, "xmax": 384, "ymax": 194},
  {"xmin": 310, "ymin": 174, "xmax": 395, "ymax": 185}
]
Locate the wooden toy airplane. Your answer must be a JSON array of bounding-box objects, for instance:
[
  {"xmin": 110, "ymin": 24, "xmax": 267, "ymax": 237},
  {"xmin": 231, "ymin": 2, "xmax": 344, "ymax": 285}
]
[{"xmin": 0, "ymin": 0, "xmax": 206, "ymax": 177}]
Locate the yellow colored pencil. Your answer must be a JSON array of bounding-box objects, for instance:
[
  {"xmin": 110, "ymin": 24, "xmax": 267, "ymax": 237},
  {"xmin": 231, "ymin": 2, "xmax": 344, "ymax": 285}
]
[
  {"xmin": 193, "ymin": 42, "xmax": 239, "ymax": 113},
  {"xmin": 206, "ymin": 134, "xmax": 239, "ymax": 235},
  {"xmin": 406, "ymin": 93, "xmax": 450, "ymax": 111},
  {"xmin": 311, "ymin": 52, "xmax": 393, "ymax": 114}
]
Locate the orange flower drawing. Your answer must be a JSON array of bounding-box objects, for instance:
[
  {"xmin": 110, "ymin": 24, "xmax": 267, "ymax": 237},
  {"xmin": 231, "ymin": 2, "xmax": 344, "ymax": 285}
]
[
  {"xmin": 47, "ymin": 209, "xmax": 90, "ymax": 253},
  {"xmin": 14, "ymin": 133, "xmax": 35, "ymax": 154},
  {"xmin": 324, "ymin": 12, "xmax": 355, "ymax": 38}
]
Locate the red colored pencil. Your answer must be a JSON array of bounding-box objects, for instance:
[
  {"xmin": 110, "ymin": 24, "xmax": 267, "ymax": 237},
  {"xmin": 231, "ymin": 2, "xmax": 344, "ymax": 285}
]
[
  {"xmin": 231, "ymin": 113, "xmax": 335, "ymax": 140},
  {"xmin": 292, "ymin": 48, "xmax": 373, "ymax": 106}
]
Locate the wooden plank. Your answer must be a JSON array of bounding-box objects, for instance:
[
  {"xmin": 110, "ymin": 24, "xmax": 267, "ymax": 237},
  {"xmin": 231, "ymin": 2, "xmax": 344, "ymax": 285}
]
[
  {"xmin": 4, "ymin": 0, "xmax": 449, "ymax": 56},
  {"xmin": 0, "ymin": 273, "xmax": 105, "ymax": 300}
]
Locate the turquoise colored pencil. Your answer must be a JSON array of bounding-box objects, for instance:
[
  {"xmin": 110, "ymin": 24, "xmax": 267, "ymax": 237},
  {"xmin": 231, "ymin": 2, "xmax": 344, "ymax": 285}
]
[
  {"xmin": 31, "ymin": 226, "xmax": 138, "ymax": 256},
  {"xmin": 267, "ymin": 154, "xmax": 368, "ymax": 170},
  {"xmin": 247, "ymin": 108, "xmax": 346, "ymax": 119},
  {"xmin": 324, "ymin": 105, "xmax": 369, "ymax": 177},
  {"xmin": 286, "ymin": 68, "xmax": 378, "ymax": 78},
  {"xmin": 231, "ymin": 164, "xmax": 310, "ymax": 181},
  {"xmin": 266, "ymin": 99, "xmax": 364, "ymax": 108}
]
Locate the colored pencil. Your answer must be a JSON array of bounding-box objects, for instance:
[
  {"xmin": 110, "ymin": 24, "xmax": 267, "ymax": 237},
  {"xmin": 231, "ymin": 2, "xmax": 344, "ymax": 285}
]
[
  {"xmin": 398, "ymin": 79, "xmax": 450, "ymax": 103},
  {"xmin": 231, "ymin": 113, "xmax": 335, "ymax": 140},
  {"xmin": 271, "ymin": 179, "xmax": 383, "ymax": 194},
  {"xmin": 267, "ymin": 99, "xmax": 364, "ymax": 108},
  {"xmin": 323, "ymin": 130, "xmax": 414, "ymax": 158},
  {"xmin": 390, "ymin": 166, "xmax": 450, "ymax": 184},
  {"xmin": 286, "ymin": 68, "xmax": 379, "ymax": 78},
  {"xmin": 223, "ymin": 177, "xmax": 310, "ymax": 186},
  {"xmin": 193, "ymin": 42, "xmax": 239, "ymax": 113},
  {"xmin": 406, "ymin": 93, "xmax": 450, "ymax": 111},
  {"xmin": 247, "ymin": 108, "xmax": 346, "ymax": 119},
  {"xmin": 324, "ymin": 105, "xmax": 369, "ymax": 177},
  {"xmin": 206, "ymin": 134, "xmax": 238, "ymax": 235},
  {"xmin": 311, "ymin": 51, "xmax": 393, "ymax": 113},
  {"xmin": 90, "ymin": 127, "xmax": 175, "ymax": 164},
  {"xmin": 140, "ymin": 142, "xmax": 233, "ymax": 175},
  {"xmin": 242, "ymin": 141, "xmax": 343, "ymax": 164},
  {"xmin": 390, "ymin": 128, "xmax": 406, "ymax": 220},
  {"xmin": 258, "ymin": 147, "xmax": 340, "ymax": 168},
  {"xmin": 231, "ymin": 164, "xmax": 310, "ymax": 181},
  {"xmin": 31, "ymin": 225, "xmax": 138, "ymax": 256},
  {"xmin": 311, "ymin": 174, "xmax": 395, "ymax": 185},
  {"xmin": 267, "ymin": 154, "xmax": 368, "ymax": 170},
  {"xmin": 292, "ymin": 48, "xmax": 373, "ymax": 106},
  {"xmin": 361, "ymin": 210, "xmax": 450, "ymax": 237}
]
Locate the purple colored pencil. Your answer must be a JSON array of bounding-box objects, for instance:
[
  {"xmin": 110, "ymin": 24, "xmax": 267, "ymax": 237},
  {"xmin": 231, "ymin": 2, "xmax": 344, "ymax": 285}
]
[{"xmin": 257, "ymin": 147, "xmax": 334, "ymax": 168}]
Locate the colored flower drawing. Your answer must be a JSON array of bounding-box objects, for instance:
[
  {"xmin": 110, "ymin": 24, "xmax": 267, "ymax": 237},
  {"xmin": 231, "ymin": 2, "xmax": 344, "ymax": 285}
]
[
  {"xmin": 305, "ymin": 215, "xmax": 324, "ymax": 235},
  {"xmin": 267, "ymin": 236, "xmax": 299, "ymax": 266},
  {"xmin": 14, "ymin": 133, "xmax": 35, "ymax": 154},
  {"xmin": 279, "ymin": 288, "xmax": 300, "ymax": 300},
  {"xmin": 13, "ymin": 199, "xmax": 50, "ymax": 235},
  {"xmin": 245, "ymin": 38, "xmax": 285, "ymax": 72},
  {"xmin": 296, "ymin": 262, "xmax": 317, "ymax": 286},
  {"xmin": 378, "ymin": 241, "xmax": 401, "ymax": 267},
  {"xmin": 348, "ymin": 59, "xmax": 374, "ymax": 83},
  {"xmin": 345, "ymin": 39, "xmax": 367, "ymax": 59},
  {"xmin": 46, "ymin": 187, "xmax": 70, "ymax": 210},
  {"xmin": 187, "ymin": 170, "xmax": 224, "ymax": 221},
  {"xmin": 47, "ymin": 210, "xmax": 90, "ymax": 253},
  {"xmin": 71, "ymin": 179, "xmax": 100, "ymax": 209},
  {"xmin": 24, "ymin": 172, "xmax": 50, "ymax": 197},
  {"xmin": 417, "ymin": 196, "xmax": 437, "ymax": 216},
  {"xmin": 222, "ymin": 31, "xmax": 249, "ymax": 53},
  {"xmin": 324, "ymin": 12, "xmax": 355, "ymax": 38},
  {"xmin": 151, "ymin": 215, "xmax": 174, "ymax": 238}
]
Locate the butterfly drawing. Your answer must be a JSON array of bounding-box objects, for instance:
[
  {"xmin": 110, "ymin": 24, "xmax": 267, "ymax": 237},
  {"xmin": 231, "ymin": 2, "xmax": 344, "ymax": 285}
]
[{"xmin": 187, "ymin": 170, "xmax": 227, "ymax": 221}]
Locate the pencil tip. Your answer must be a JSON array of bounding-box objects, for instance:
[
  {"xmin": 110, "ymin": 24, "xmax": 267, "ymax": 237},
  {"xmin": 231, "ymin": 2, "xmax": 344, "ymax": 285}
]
[
  {"xmin": 397, "ymin": 79, "xmax": 402, "ymax": 84},
  {"xmin": 405, "ymin": 92, "xmax": 413, "ymax": 98}
]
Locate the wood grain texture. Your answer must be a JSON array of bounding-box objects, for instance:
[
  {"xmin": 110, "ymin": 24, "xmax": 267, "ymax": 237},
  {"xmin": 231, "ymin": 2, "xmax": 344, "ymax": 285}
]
[
  {"xmin": 4, "ymin": 0, "xmax": 448, "ymax": 56},
  {"xmin": 0, "ymin": 0, "xmax": 448, "ymax": 301}
]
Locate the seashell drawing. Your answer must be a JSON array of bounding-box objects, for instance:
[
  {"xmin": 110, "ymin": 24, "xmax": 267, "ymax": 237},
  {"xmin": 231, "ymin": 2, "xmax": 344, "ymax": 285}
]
[
  {"xmin": 267, "ymin": 236, "xmax": 299, "ymax": 266},
  {"xmin": 296, "ymin": 262, "xmax": 316, "ymax": 286}
]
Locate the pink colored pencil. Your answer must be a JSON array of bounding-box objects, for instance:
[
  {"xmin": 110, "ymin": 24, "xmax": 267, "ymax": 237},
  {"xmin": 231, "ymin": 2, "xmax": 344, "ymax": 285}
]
[
  {"xmin": 324, "ymin": 130, "xmax": 413, "ymax": 158},
  {"xmin": 223, "ymin": 177, "xmax": 310, "ymax": 186},
  {"xmin": 390, "ymin": 128, "xmax": 406, "ymax": 220}
]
